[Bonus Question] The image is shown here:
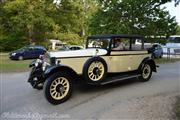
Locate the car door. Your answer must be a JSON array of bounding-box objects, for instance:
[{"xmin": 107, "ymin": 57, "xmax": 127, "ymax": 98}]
[
  {"xmin": 22, "ymin": 47, "xmax": 32, "ymax": 59},
  {"xmin": 108, "ymin": 38, "xmax": 149, "ymax": 73},
  {"xmin": 108, "ymin": 38, "xmax": 134, "ymax": 72},
  {"xmin": 33, "ymin": 48, "xmax": 43, "ymax": 58},
  {"xmin": 27, "ymin": 47, "xmax": 40, "ymax": 58}
]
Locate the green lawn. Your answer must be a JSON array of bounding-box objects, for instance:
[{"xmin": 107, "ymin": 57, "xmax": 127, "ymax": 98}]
[{"xmin": 0, "ymin": 53, "xmax": 33, "ymax": 72}]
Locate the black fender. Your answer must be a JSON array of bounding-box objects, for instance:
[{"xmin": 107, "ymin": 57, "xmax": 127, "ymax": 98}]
[
  {"xmin": 44, "ymin": 65, "xmax": 78, "ymax": 80},
  {"xmin": 138, "ymin": 57, "xmax": 157, "ymax": 72}
]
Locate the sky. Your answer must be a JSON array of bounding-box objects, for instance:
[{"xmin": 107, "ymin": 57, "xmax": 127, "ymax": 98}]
[{"xmin": 162, "ymin": 1, "xmax": 180, "ymax": 25}]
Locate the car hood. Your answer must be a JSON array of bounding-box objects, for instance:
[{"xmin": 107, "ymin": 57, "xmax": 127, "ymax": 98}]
[{"xmin": 49, "ymin": 48, "xmax": 108, "ymax": 58}]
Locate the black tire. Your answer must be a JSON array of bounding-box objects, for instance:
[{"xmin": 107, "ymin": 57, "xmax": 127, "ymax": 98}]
[
  {"xmin": 160, "ymin": 53, "xmax": 163, "ymax": 58},
  {"xmin": 44, "ymin": 72, "xmax": 73, "ymax": 105},
  {"xmin": 83, "ymin": 57, "xmax": 107, "ymax": 84},
  {"xmin": 138, "ymin": 63, "xmax": 152, "ymax": 82}
]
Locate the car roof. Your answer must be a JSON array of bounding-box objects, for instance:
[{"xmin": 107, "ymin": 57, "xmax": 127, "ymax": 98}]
[{"xmin": 87, "ymin": 34, "xmax": 144, "ymax": 39}]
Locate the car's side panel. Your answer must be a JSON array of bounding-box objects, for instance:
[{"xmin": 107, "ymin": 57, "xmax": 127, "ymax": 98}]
[
  {"xmin": 56, "ymin": 51, "xmax": 150, "ymax": 74},
  {"xmin": 57, "ymin": 57, "xmax": 91, "ymax": 74},
  {"xmin": 107, "ymin": 51, "xmax": 150, "ymax": 72}
]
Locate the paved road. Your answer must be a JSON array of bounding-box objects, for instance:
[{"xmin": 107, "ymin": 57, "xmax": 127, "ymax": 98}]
[{"xmin": 0, "ymin": 62, "xmax": 180, "ymax": 119}]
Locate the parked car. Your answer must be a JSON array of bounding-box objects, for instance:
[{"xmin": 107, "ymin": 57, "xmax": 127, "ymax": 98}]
[
  {"xmin": 58, "ymin": 45, "xmax": 83, "ymax": 51},
  {"xmin": 162, "ymin": 35, "xmax": 180, "ymax": 54},
  {"xmin": 67, "ymin": 45, "xmax": 83, "ymax": 50},
  {"xmin": 28, "ymin": 34, "xmax": 158, "ymax": 105},
  {"xmin": 150, "ymin": 44, "xmax": 163, "ymax": 58},
  {"xmin": 9, "ymin": 45, "xmax": 46, "ymax": 60}
]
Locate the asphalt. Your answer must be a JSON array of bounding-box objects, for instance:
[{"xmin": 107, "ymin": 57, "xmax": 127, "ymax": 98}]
[{"xmin": 0, "ymin": 62, "xmax": 180, "ymax": 119}]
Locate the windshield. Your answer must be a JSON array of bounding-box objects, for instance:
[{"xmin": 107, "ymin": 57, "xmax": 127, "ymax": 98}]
[
  {"xmin": 168, "ymin": 37, "xmax": 180, "ymax": 43},
  {"xmin": 87, "ymin": 38, "xmax": 110, "ymax": 49}
]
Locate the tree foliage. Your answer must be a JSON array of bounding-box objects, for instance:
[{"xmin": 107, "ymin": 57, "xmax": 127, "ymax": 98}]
[
  {"xmin": 0, "ymin": 0, "xmax": 179, "ymax": 51},
  {"xmin": 89, "ymin": 0, "xmax": 178, "ymax": 39},
  {"xmin": 0, "ymin": 0, "xmax": 87, "ymax": 51}
]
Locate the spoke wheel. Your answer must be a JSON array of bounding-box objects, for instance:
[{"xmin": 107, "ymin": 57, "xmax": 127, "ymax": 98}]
[
  {"xmin": 83, "ymin": 57, "xmax": 107, "ymax": 84},
  {"xmin": 88, "ymin": 61, "xmax": 105, "ymax": 81},
  {"xmin": 44, "ymin": 72, "xmax": 73, "ymax": 105},
  {"xmin": 50, "ymin": 77, "xmax": 70, "ymax": 100},
  {"xmin": 142, "ymin": 64, "xmax": 151, "ymax": 79},
  {"xmin": 139, "ymin": 63, "xmax": 152, "ymax": 82}
]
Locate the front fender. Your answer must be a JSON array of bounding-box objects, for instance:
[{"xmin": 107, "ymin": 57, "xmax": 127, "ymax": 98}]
[{"xmin": 44, "ymin": 65, "xmax": 78, "ymax": 79}]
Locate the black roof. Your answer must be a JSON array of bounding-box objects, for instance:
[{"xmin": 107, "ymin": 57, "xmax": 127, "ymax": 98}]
[{"xmin": 87, "ymin": 34, "xmax": 144, "ymax": 39}]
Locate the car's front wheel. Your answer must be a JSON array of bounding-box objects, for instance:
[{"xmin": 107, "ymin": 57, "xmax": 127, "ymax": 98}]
[
  {"xmin": 44, "ymin": 72, "xmax": 73, "ymax": 105},
  {"xmin": 138, "ymin": 63, "xmax": 152, "ymax": 82},
  {"xmin": 18, "ymin": 56, "xmax": 23, "ymax": 60}
]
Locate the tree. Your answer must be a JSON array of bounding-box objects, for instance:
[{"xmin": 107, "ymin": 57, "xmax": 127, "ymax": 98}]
[
  {"xmin": 0, "ymin": 0, "xmax": 86, "ymax": 51},
  {"xmin": 89, "ymin": 0, "xmax": 178, "ymax": 39},
  {"xmin": 0, "ymin": 0, "xmax": 56, "ymax": 44}
]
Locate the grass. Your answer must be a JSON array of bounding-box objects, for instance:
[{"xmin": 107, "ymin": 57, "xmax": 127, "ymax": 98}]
[{"xmin": 0, "ymin": 53, "xmax": 33, "ymax": 72}]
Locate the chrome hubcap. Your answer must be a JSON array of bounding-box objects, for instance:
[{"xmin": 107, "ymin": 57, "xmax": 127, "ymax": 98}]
[{"xmin": 88, "ymin": 61, "xmax": 104, "ymax": 81}]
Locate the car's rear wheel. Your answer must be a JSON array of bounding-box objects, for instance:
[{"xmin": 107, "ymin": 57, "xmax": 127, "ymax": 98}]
[
  {"xmin": 83, "ymin": 57, "xmax": 107, "ymax": 84},
  {"xmin": 44, "ymin": 72, "xmax": 73, "ymax": 105},
  {"xmin": 160, "ymin": 52, "xmax": 163, "ymax": 58},
  {"xmin": 138, "ymin": 63, "xmax": 152, "ymax": 82}
]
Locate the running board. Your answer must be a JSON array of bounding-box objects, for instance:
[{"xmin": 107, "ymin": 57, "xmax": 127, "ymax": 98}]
[{"xmin": 100, "ymin": 74, "xmax": 141, "ymax": 85}]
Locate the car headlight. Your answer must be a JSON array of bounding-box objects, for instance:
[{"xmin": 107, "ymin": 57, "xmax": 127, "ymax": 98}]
[
  {"xmin": 12, "ymin": 53, "xmax": 16, "ymax": 56},
  {"xmin": 35, "ymin": 62, "xmax": 39, "ymax": 67},
  {"xmin": 34, "ymin": 59, "xmax": 42, "ymax": 67},
  {"xmin": 42, "ymin": 61, "xmax": 50, "ymax": 71}
]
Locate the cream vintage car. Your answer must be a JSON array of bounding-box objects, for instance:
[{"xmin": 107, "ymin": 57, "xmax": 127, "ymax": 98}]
[{"xmin": 28, "ymin": 34, "xmax": 158, "ymax": 105}]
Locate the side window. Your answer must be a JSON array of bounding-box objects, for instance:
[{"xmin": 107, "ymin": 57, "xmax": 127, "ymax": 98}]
[
  {"xmin": 34, "ymin": 47, "xmax": 40, "ymax": 51},
  {"xmin": 131, "ymin": 39, "xmax": 143, "ymax": 51},
  {"xmin": 28, "ymin": 47, "xmax": 34, "ymax": 51},
  {"xmin": 111, "ymin": 38, "xmax": 130, "ymax": 51}
]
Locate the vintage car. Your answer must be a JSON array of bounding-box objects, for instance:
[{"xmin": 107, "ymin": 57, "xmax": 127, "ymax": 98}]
[{"xmin": 28, "ymin": 34, "xmax": 158, "ymax": 105}]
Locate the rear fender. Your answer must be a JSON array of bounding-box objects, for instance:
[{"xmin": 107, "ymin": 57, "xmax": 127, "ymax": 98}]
[{"xmin": 139, "ymin": 57, "xmax": 157, "ymax": 72}]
